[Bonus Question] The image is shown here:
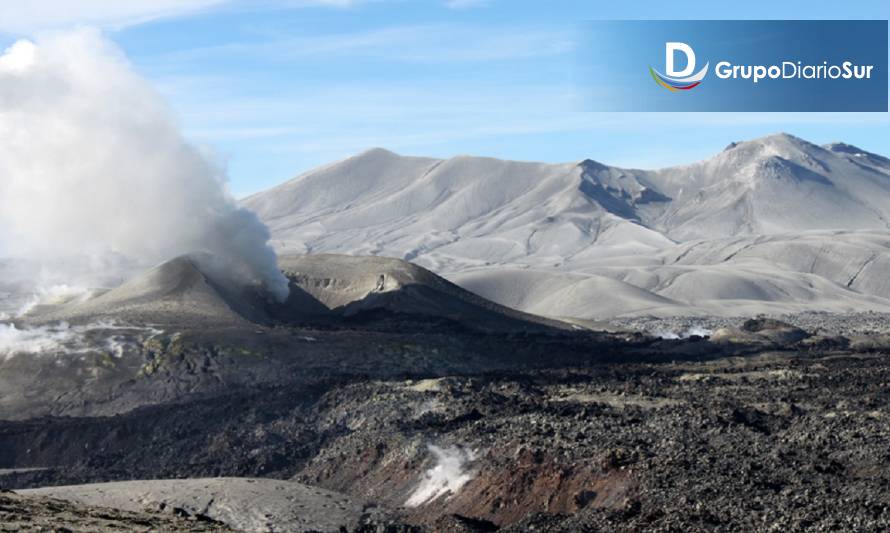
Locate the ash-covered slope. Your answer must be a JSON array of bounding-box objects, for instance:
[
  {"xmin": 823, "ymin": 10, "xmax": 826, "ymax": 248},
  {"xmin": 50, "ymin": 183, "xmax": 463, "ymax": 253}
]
[
  {"xmin": 645, "ymin": 134, "xmax": 890, "ymax": 241},
  {"xmin": 26, "ymin": 255, "xmax": 270, "ymax": 327},
  {"xmin": 244, "ymin": 134, "xmax": 890, "ymax": 264},
  {"xmin": 0, "ymin": 490, "xmax": 229, "ymax": 532},
  {"xmin": 24, "ymin": 253, "xmax": 566, "ymax": 332},
  {"xmin": 0, "ymin": 252, "xmax": 591, "ymax": 419},
  {"xmin": 21, "ymin": 478, "xmax": 379, "ymax": 532},
  {"xmin": 275, "ymin": 254, "xmax": 567, "ymax": 331},
  {"xmin": 243, "ymin": 148, "xmax": 675, "ymax": 274},
  {"xmin": 454, "ymin": 231, "xmax": 890, "ymax": 319},
  {"xmin": 244, "ymin": 134, "xmax": 890, "ymax": 318}
]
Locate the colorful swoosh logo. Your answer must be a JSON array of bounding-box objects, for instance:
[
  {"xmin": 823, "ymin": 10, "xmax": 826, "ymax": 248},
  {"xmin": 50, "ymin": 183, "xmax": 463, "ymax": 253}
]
[{"xmin": 649, "ymin": 62, "xmax": 709, "ymax": 92}]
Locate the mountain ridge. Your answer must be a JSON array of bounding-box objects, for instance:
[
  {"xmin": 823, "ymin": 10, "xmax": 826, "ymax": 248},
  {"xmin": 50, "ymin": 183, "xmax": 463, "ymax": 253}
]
[{"xmin": 243, "ymin": 133, "xmax": 890, "ymax": 318}]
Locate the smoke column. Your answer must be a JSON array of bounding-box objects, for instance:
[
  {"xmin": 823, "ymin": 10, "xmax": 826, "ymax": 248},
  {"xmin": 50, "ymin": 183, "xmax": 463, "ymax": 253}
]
[{"xmin": 0, "ymin": 29, "xmax": 289, "ymax": 301}]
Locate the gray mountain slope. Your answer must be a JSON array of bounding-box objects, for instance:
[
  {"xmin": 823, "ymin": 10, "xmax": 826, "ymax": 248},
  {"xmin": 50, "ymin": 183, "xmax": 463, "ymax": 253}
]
[
  {"xmin": 275, "ymin": 254, "xmax": 568, "ymax": 331},
  {"xmin": 642, "ymin": 134, "xmax": 890, "ymax": 240},
  {"xmin": 21, "ymin": 478, "xmax": 379, "ymax": 532},
  {"xmin": 24, "ymin": 253, "xmax": 567, "ymax": 332},
  {"xmin": 26, "ymin": 256, "xmax": 268, "ymax": 327},
  {"xmin": 244, "ymin": 134, "xmax": 890, "ymax": 256},
  {"xmin": 242, "ymin": 134, "xmax": 890, "ymax": 318},
  {"xmin": 454, "ymin": 231, "xmax": 890, "ymax": 319}
]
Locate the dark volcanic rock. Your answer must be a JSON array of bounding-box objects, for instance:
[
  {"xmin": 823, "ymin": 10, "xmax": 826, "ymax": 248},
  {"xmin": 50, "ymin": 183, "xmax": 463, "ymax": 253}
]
[{"xmin": 2, "ymin": 349, "xmax": 890, "ymax": 531}]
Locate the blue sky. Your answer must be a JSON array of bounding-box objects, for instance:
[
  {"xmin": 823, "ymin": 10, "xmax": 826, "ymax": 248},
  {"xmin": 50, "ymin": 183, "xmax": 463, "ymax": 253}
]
[{"xmin": 2, "ymin": 0, "xmax": 889, "ymax": 197}]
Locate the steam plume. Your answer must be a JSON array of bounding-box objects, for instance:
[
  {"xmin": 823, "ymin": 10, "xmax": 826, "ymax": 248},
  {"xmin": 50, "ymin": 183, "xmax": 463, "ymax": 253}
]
[
  {"xmin": 405, "ymin": 444, "xmax": 477, "ymax": 507},
  {"xmin": 0, "ymin": 29, "xmax": 289, "ymax": 301}
]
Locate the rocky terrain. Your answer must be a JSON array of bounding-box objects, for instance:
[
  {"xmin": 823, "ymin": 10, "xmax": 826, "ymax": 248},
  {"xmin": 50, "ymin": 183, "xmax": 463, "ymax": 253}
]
[
  {"xmin": 1, "ymin": 253, "xmax": 889, "ymax": 531},
  {"xmin": 610, "ymin": 311, "xmax": 890, "ymax": 338},
  {"xmin": 2, "ymin": 345, "xmax": 889, "ymax": 531},
  {"xmin": 1, "ymin": 309, "xmax": 889, "ymax": 530},
  {"xmin": 0, "ymin": 254, "xmax": 623, "ymax": 421},
  {"xmin": 300, "ymin": 348, "xmax": 890, "ymax": 531},
  {"xmin": 4, "ymin": 23, "xmax": 890, "ymax": 532}
]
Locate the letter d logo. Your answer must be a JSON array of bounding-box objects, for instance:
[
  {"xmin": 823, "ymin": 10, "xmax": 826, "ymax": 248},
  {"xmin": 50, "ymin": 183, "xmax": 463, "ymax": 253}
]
[
  {"xmin": 649, "ymin": 42, "xmax": 709, "ymax": 92},
  {"xmin": 665, "ymin": 42, "xmax": 695, "ymax": 77}
]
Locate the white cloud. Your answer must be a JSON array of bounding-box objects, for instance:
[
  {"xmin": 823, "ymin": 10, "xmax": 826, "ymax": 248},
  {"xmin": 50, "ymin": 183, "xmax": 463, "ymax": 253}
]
[
  {"xmin": 444, "ymin": 0, "xmax": 490, "ymax": 8},
  {"xmin": 0, "ymin": 0, "xmax": 230, "ymax": 34},
  {"xmin": 268, "ymin": 0, "xmax": 366, "ymax": 6},
  {"xmin": 0, "ymin": 1, "xmax": 491, "ymax": 35},
  {"xmin": 155, "ymin": 24, "xmax": 574, "ymax": 64}
]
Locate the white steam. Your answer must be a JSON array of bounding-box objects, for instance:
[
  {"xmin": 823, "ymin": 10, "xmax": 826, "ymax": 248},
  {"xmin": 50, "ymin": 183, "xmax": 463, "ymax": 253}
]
[
  {"xmin": 16, "ymin": 284, "xmax": 94, "ymax": 317},
  {"xmin": 653, "ymin": 325, "xmax": 713, "ymax": 339},
  {"xmin": 0, "ymin": 29, "xmax": 289, "ymax": 301},
  {"xmin": 0, "ymin": 320, "xmax": 161, "ymax": 361},
  {"xmin": 0, "ymin": 323, "xmax": 78, "ymax": 359},
  {"xmin": 405, "ymin": 444, "xmax": 477, "ymax": 507}
]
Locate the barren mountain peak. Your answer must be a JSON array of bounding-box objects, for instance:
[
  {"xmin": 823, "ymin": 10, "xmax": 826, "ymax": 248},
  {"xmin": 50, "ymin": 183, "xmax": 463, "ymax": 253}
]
[{"xmin": 242, "ymin": 133, "xmax": 890, "ymax": 319}]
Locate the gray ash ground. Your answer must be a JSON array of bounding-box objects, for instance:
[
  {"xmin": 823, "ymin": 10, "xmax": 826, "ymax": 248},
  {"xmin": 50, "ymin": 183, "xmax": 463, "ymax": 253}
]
[
  {"xmin": 610, "ymin": 311, "xmax": 890, "ymax": 337},
  {"xmin": 0, "ymin": 489, "xmax": 231, "ymax": 532}
]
